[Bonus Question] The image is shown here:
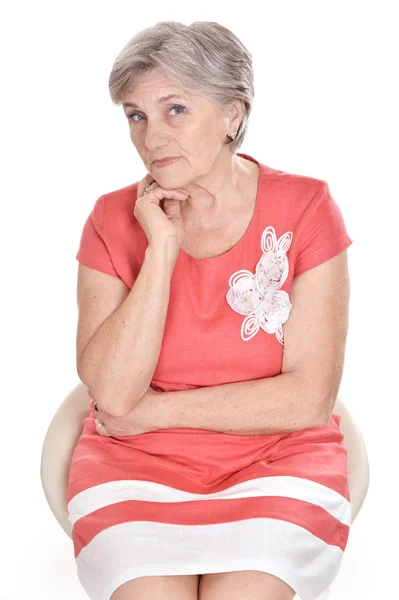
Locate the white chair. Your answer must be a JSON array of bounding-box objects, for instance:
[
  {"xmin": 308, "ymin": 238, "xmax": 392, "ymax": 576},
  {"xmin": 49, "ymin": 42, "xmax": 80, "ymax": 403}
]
[{"xmin": 40, "ymin": 383, "xmax": 369, "ymax": 596}]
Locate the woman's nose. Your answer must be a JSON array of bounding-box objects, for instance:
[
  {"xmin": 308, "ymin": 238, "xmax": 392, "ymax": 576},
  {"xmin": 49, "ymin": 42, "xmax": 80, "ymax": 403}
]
[{"xmin": 144, "ymin": 121, "xmax": 170, "ymax": 147}]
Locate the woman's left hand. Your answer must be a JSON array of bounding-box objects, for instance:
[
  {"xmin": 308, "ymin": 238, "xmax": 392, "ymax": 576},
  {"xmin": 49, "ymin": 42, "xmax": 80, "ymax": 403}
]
[{"xmin": 88, "ymin": 386, "xmax": 162, "ymax": 437}]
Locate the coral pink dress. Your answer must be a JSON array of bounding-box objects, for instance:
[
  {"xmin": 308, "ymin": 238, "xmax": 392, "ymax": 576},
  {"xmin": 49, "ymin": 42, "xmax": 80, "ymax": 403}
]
[{"xmin": 67, "ymin": 152, "xmax": 354, "ymax": 600}]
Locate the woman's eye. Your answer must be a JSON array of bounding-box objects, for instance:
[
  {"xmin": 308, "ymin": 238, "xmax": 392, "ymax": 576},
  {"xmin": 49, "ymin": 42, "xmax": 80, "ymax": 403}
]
[
  {"xmin": 127, "ymin": 105, "xmax": 185, "ymax": 122},
  {"xmin": 170, "ymin": 105, "xmax": 185, "ymax": 116}
]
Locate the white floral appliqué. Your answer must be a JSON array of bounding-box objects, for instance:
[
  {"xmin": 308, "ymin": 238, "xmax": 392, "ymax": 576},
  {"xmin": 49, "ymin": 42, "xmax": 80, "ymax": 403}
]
[{"xmin": 226, "ymin": 226, "xmax": 293, "ymax": 344}]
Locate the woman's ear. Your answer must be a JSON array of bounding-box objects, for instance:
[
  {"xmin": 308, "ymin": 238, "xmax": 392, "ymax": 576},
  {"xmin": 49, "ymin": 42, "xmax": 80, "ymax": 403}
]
[{"xmin": 228, "ymin": 98, "xmax": 245, "ymax": 135}]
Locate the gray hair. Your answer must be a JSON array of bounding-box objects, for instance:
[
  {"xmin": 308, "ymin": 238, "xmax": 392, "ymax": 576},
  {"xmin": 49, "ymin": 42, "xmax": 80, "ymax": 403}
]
[{"xmin": 108, "ymin": 21, "xmax": 254, "ymax": 153}]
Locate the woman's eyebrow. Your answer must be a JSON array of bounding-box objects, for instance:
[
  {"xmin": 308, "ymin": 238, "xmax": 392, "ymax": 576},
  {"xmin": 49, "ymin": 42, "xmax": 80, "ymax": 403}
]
[{"xmin": 123, "ymin": 94, "xmax": 188, "ymax": 109}]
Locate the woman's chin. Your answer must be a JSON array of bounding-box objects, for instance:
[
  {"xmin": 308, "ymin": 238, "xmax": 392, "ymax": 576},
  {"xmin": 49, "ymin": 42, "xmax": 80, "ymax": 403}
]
[{"xmin": 152, "ymin": 175, "xmax": 188, "ymax": 189}]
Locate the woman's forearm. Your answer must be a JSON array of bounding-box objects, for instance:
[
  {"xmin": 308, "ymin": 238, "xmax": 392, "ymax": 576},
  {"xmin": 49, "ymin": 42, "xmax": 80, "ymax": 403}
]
[
  {"xmin": 133, "ymin": 373, "xmax": 325, "ymax": 435},
  {"xmin": 78, "ymin": 241, "xmax": 176, "ymax": 417}
]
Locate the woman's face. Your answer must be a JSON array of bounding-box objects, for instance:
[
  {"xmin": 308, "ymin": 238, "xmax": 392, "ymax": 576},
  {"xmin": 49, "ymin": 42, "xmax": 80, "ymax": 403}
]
[{"xmin": 121, "ymin": 68, "xmax": 241, "ymax": 188}]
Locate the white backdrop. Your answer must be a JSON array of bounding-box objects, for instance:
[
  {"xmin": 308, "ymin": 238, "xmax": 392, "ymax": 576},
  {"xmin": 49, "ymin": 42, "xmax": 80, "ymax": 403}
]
[{"xmin": 1, "ymin": 1, "xmax": 397, "ymax": 598}]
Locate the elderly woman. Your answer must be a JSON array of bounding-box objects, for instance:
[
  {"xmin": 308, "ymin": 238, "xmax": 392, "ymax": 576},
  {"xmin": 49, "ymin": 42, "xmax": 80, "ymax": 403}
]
[{"xmin": 67, "ymin": 20, "xmax": 353, "ymax": 600}]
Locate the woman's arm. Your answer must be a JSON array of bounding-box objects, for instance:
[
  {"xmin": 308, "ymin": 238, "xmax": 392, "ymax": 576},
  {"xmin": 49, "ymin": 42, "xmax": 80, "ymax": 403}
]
[
  {"xmin": 133, "ymin": 371, "xmax": 317, "ymax": 435},
  {"xmin": 78, "ymin": 243, "xmax": 176, "ymax": 417}
]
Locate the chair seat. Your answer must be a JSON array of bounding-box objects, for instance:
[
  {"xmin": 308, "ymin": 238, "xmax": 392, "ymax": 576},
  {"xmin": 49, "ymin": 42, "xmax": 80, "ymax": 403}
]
[{"xmin": 40, "ymin": 383, "xmax": 369, "ymax": 539}]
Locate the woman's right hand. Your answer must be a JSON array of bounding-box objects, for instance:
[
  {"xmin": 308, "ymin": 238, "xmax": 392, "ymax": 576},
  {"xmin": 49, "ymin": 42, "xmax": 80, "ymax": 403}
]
[{"xmin": 134, "ymin": 172, "xmax": 190, "ymax": 255}]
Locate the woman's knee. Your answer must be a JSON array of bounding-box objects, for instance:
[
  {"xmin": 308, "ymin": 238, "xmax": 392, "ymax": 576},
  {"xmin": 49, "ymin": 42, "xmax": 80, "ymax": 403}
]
[
  {"xmin": 110, "ymin": 573, "xmax": 200, "ymax": 599},
  {"xmin": 198, "ymin": 570, "xmax": 295, "ymax": 600}
]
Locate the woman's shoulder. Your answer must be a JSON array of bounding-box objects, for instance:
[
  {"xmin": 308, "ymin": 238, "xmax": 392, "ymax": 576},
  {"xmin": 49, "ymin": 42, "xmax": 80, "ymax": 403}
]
[
  {"xmin": 96, "ymin": 180, "xmax": 147, "ymax": 239},
  {"xmin": 254, "ymin": 163, "xmax": 329, "ymax": 237},
  {"xmin": 100, "ymin": 181, "xmax": 139, "ymax": 218},
  {"xmin": 244, "ymin": 153, "xmax": 328, "ymax": 216},
  {"xmin": 259, "ymin": 160, "xmax": 327, "ymax": 194}
]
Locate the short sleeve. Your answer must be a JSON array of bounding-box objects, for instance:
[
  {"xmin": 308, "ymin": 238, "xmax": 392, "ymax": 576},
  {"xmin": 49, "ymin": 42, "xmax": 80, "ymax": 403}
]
[
  {"xmin": 75, "ymin": 195, "xmax": 119, "ymax": 277},
  {"xmin": 294, "ymin": 181, "xmax": 354, "ymax": 277}
]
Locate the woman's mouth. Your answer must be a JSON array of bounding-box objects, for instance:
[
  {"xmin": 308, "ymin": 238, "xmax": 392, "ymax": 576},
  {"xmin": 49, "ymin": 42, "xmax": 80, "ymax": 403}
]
[{"xmin": 152, "ymin": 157, "xmax": 181, "ymax": 168}]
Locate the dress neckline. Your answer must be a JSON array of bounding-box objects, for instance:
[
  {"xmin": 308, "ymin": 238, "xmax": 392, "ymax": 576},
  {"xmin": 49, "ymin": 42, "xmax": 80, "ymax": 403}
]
[{"xmin": 178, "ymin": 152, "xmax": 263, "ymax": 263}]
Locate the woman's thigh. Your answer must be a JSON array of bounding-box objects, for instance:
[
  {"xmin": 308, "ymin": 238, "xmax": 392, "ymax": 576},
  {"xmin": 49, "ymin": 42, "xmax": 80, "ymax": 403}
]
[
  {"xmin": 198, "ymin": 571, "xmax": 295, "ymax": 600},
  {"xmin": 111, "ymin": 574, "xmax": 200, "ymax": 600}
]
